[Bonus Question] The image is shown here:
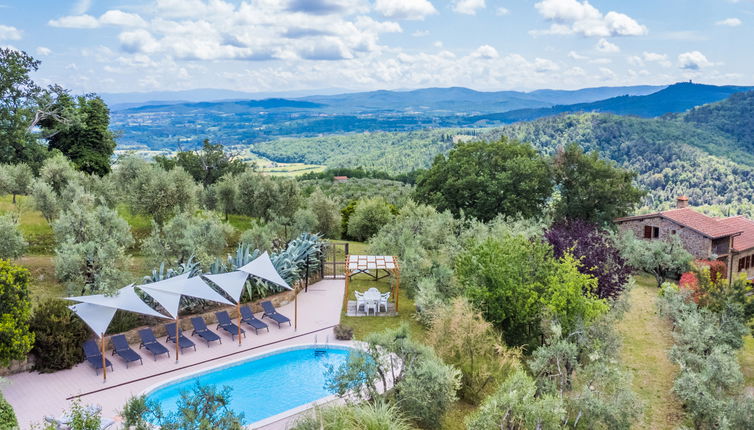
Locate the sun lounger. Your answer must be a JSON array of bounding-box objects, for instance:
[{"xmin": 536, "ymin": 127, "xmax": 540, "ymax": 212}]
[
  {"xmin": 165, "ymin": 322, "xmax": 196, "ymax": 352},
  {"xmin": 110, "ymin": 334, "xmax": 143, "ymax": 368},
  {"xmin": 215, "ymin": 311, "xmax": 245, "ymax": 340},
  {"xmin": 261, "ymin": 301, "xmax": 291, "ymax": 328},
  {"xmin": 190, "ymin": 317, "xmax": 222, "ymax": 346},
  {"xmin": 240, "ymin": 306, "xmax": 269, "ymax": 334},
  {"xmin": 83, "ymin": 339, "xmax": 113, "ymax": 376},
  {"xmin": 138, "ymin": 328, "xmax": 170, "ymax": 360}
]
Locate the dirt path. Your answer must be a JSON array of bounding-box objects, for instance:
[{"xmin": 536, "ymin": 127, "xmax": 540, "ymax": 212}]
[{"xmin": 617, "ymin": 277, "xmax": 684, "ymax": 429}]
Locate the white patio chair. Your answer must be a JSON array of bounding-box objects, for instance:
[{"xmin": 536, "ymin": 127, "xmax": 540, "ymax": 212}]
[
  {"xmin": 379, "ymin": 292, "xmax": 390, "ymax": 312},
  {"xmin": 364, "ymin": 300, "xmax": 378, "ymax": 315},
  {"xmin": 355, "ymin": 291, "xmax": 366, "ymax": 314}
]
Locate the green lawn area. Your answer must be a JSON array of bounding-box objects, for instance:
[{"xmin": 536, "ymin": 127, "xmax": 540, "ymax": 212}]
[
  {"xmin": 740, "ymin": 335, "xmax": 754, "ymax": 388},
  {"xmin": 617, "ymin": 275, "xmax": 684, "ymax": 429},
  {"xmin": 0, "ymin": 195, "xmax": 55, "ymax": 254}
]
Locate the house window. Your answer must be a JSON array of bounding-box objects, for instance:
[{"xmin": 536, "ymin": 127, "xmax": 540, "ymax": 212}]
[
  {"xmin": 643, "ymin": 225, "xmax": 660, "ymax": 239},
  {"xmin": 739, "ymin": 258, "xmax": 745, "ymax": 271},
  {"xmin": 747, "ymin": 256, "xmax": 752, "ymax": 270},
  {"xmin": 671, "ymin": 230, "xmax": 677, "ymax": 235}
]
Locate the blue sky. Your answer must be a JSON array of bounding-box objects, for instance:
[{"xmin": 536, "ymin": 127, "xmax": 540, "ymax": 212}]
[{"xmin": 0, "ymin": 0, "xmax": 752, "ymax": 94}]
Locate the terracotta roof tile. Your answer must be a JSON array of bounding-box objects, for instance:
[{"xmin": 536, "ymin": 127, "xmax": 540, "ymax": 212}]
[
  {"xmin": 719, "ymin": 216, "xmax": 754, "ymax": 252},
  {"xmin": 615, "ymin": 208, "xmax": 742, "ymax": 239}
]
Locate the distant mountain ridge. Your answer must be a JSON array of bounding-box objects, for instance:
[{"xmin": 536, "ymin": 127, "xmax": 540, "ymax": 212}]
[
  {"xmin": 109, "ymin": 84, "xmax": 665, "ymax": 113},
  {"xmin": 470, "ymin": 83, "xmax": 754, "ymax": 124}
]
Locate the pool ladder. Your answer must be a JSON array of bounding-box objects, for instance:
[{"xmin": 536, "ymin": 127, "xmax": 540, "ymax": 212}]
[{"xmin": 314, "ymin": 334, "xmax": 329, "ymax": 356}]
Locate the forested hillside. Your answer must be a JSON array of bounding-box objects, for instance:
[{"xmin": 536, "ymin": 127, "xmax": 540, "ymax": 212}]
[{"xmin": 262, "ymin": 92, "xmax": 754, "ymax": 212}]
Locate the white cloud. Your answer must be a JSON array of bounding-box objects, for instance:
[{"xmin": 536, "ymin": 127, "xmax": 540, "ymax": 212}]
[
  {"xmin": 568, "ymin": 50, "xmax": 588, "ymax": 60},
  {"xmin": 48, "ymin": 14, "xmax": 101, "ymax": 28},
  {"xmin": 643, "ymin": 51, "xmax": 671, "ymax": 67},
  {"xmin": 471, "ymin": 44, "xmax": 499, "ymax": 59},
  {"xmin": 50, "ymin": 10, "xmax": 148, "ymax": 29},
  {"xmin": 496, "ymin": 7, "xmax": 510, "ymax": 16},
  {"xmin": 100, "ymin": 10, "xmax": 148, "ymax": 27},
  {"xmin": 533, "ymin": 0, "xmax": 647, "ymax": 37},
  {"xmin": 716, "ymin": 18, "xmax": 742, "ymax": 27},
  {"xmin": 412, "ymin": 30, "xmax": 429, "ymax": 37},
  {"xmin": 627, "ymin": 55, "xmax": 643, "ymax": 67},
  {"xmin": 72, "ymin": 0, "xmax": 93, "ymax": 15},
  {"xmin": 0, "ymin": 24, "xmax": 21, "ymax": 41},
  {"xmin": 678, "ymin": 51, "xmax": 713, "ymax": 70},
  {"xmin": 452, "ymin": 0, "xmax": 485, "ymax": 15},
  {"xmin": 36, "ymin": 46, "xmax": 52, "ymax": 56},
  {"xmin": 595, "ymin": 38, "xmax": 619, "ymax": 53},
  {"xmin": 375, "ymin": 0, "xmax": 437, "ymax": 20}
]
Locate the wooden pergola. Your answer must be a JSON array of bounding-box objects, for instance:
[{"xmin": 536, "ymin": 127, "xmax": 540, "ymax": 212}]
[{"xmin": 344, "ymin": 255, "xmax": 401, "ymax": 312}]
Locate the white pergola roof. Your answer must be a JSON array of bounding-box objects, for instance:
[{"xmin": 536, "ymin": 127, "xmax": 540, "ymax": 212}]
[
  {"xmin": 347, "ymin": 255, "xmax": 397, "ymax": 271},
  {"xmin": 202, "ymin": 271, "xmax": 249, "ymax": 303},
  {"xmin": 68, "ymin": 303, "xmax": 117, "ymax": 337},
  {"xmin": 238, "ymin": 251, "xmax": 292, "ymax": 290},
  {"xmin": 138, "ymin": 273, "xmax": 234, "ymax": 319}
]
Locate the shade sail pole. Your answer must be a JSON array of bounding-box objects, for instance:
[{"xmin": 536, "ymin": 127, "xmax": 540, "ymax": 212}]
[
  {"xmin": 294, "ymin": 286, "xmax": 298, "ymax": 331},
  {"xmin": 101, "ymin": 333, "xmax": 106, "ymax": 382},
  {"xmin": 237, "ymin": 302, "xmax": 242, "ymax": 346},
  {"xmin": 175, "ymin": 317, "xmax": 179, "ymax": 363}
]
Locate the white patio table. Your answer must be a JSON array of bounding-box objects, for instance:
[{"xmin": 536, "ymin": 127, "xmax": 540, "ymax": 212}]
[{"xmin": 362, "ymin": 288, "xmax": 381, "ymax": 315}]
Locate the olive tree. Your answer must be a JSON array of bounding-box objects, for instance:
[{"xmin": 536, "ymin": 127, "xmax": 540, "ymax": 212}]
[
  {"xmin": 0, "ymin": 214, "xmax": 27, "ymax": 259},
  {"xmin": 53, "ymin": 202, "xmax": 133, "ymax": 295},
  {"xmin": 142, "ymin": 212, "xmax": 233, "ymax": 266},
  {"xmin": 0, "ymin": 163, "xmax": 33, "ymax": 203},
  {"xmin": 347, "ymin": 197, "xmax": 394, "ymax": 241},
  {"xmin": 307, "ymin": 189, "xmax": 342, "ymax": 238}
]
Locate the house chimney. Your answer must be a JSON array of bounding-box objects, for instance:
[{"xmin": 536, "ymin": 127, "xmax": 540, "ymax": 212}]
[{"xmin": 677, "ymin": 195, "xmax": 689, "ymax": 209}]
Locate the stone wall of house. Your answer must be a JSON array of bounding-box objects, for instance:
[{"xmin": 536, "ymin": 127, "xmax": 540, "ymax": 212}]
[
  {"xmin": 730, "ymin": 250, "xmax": 754, "ymax": 280},
  {"xmin": 617, "ymin": 216, "xmax": 712, "ymax": 259}
]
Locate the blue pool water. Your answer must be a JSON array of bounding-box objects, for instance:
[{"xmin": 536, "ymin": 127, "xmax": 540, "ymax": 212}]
[{"xmin": 146, "ymin": 347, "xmax": 350, "ymax": 424}]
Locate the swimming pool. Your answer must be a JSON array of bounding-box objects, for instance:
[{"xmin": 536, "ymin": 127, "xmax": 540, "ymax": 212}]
[{"xmin": 144, "ymin": 346, "xmax": 350, "ymax": 425}]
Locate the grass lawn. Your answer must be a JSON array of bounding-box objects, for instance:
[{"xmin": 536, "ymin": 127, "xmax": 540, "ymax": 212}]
[
  {"xmin": 740, "ymin": 335, "xmax": 754, "ymax": 388},
  {"xmin": 0, "ymin": 195, "xmax": 55, "ymax": 254},
  {"xmin": 617, "ymin": 275, "xmax": 684, "ymax": 429}
]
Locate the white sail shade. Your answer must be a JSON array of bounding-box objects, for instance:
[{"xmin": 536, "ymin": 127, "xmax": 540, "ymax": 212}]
[
  {"xmin": 238, "ymin": 251, "xmax": 292, "ymax": 290},
  {"xmin": 68, "ymin": 303, "xmax": 117, "ymax": 337},
  {"xmin": 139, "ymin": 272, "xmax": 234, "ymax": 319},
  {"xmin": 66, "ymin": 284, "xmax": 169, "ymax": 319},
  {"xmin": 202, "ymin": 271, "xmax": 249, "ymax": 303}
]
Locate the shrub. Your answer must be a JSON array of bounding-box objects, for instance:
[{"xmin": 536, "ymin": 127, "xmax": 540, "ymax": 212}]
[
  {"xmin": 30, "ymin": 298, "xmax": 89, "ymax": 372},
  {"xmin": 457, "ymin": 235, "xmax": 608, "ymax": 347},
  {"xmin": 0, "ymin": 392, "xmax": 18, "ymax": 430},
  {"xmin": 333, "ymin": 324, "xmax": 353, "ymax": 340},
  {"xmin": 0, "ymin": 215, "xmax": 27, "ymax": 260},
  {"xmin": 0, "ymin": 259, "xmax": 34, "ymax": 366},
  {"xmin": 425, "ymin": 298, "xmax": 520, "ymax": 404},
  {"xmin": 544, "ymin": 218, "xmax": 631, "ymax": 300},
  {"xmin": 120, "ymin": 395, "xmax": 151, "ymax": 430},
  {"xmin": 394, "ymin": 353, "xmax": 460, "ymax": 429},
  {"xmin": 292, "ymin": 401, "xmax": 414, "ymax": 430},
  {"xmin": 65, "ymin": 399, "xmax": 102, "ymax": 430},
  {"xmin": 466, "ymin": 370, "xmax": 565, "ymax": 430}
]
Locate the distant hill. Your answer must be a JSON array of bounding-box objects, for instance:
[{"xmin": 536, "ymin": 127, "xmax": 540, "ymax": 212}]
[
  {"xmin": 470, "ymin": 83, "xmax": 754, "ymax": 124},
  {"xmin": 295, "ymin": 85, "xmax": 664, "ymax": 114},
  {"xmin": 124, "ymin": 98, "xmax": 324, "ymax": 114},
  {"xmin": 252, "ymin": 90, "xmax": 754, "ymax": 212}
]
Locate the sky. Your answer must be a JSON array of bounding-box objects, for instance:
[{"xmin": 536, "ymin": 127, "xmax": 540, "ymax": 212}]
[{"xmin": 0, "ymin": 0, "xmax": 752, "ymax": 94}]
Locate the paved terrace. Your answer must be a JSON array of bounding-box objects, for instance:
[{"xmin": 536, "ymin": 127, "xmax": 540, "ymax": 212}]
[{"xmin": 1, "ymin": 279, "xmax": 346, "ymax": 430}]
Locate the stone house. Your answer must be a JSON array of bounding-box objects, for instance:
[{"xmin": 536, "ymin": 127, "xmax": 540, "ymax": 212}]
[{"xmin": 615, "ymin": 196, "xmax": 754, "ymax": 283}]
